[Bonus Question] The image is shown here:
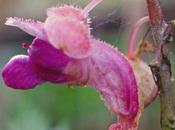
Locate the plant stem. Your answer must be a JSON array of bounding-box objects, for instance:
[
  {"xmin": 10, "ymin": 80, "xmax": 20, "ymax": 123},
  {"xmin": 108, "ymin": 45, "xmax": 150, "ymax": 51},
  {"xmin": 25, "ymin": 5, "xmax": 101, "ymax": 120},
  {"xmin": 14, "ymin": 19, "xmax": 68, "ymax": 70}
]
[
  {"xmin": 127, "ymin": 16, "xmax": 149, "ymax": 57},
  {"xmin": 146, "ymin": 0, "xmax": 175, "ymax": 130},
  {"xmin": 82, "ymin": 0, "xmax": 103, "ymax": 16}
]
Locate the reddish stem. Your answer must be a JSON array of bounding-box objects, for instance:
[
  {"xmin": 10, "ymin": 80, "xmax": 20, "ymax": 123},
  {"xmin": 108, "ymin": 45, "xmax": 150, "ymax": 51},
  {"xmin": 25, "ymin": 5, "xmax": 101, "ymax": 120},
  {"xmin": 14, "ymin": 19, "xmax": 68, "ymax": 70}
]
[
  {"xmin": 127, "ymin": 16, "xmax": 149, "ymax": 57},
  {"xmin": 82, "ymin": 0, "xmax": 103, "ymax": 16},
  {"xmin": 146, "ymin": 0, "xmax": 164, "ymax": 27}
]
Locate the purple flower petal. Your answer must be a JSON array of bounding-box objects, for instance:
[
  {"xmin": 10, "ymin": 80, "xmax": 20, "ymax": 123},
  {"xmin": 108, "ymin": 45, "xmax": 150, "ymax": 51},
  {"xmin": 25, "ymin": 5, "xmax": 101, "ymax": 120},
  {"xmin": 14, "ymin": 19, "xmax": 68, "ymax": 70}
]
[
  {"xmin": 34, "ymin": 67, "xmax": 68, "ymax": 83},
  {"xmin": 28, "ymin": 38, "xmax": 72, "ymax": 70},
  {"xmin": 28, "ymin": 38, "xmax": 71, "ymax": 83},
  {"xmin": 2, "ymin": 55, "xmax": 44, "ymax": 89},
  {"xmin": 5, "ymin": 17, "xmax": 47, "ymax": 41}
]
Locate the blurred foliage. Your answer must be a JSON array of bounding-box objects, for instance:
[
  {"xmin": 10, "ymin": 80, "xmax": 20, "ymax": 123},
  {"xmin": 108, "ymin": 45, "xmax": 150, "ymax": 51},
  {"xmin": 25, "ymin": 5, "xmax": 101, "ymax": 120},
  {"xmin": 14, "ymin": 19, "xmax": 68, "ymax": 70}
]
[{"xmin": 4, "ymin": 84, "xmax": 113, "ymax": 130}]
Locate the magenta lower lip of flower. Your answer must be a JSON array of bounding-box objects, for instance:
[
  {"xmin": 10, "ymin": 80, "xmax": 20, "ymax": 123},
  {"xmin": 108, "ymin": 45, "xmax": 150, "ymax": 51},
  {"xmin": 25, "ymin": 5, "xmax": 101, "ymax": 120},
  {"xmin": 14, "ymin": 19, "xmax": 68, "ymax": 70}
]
[{"xmin": 2, "ymin": 55, "xmax": 44, "ymax": 89}]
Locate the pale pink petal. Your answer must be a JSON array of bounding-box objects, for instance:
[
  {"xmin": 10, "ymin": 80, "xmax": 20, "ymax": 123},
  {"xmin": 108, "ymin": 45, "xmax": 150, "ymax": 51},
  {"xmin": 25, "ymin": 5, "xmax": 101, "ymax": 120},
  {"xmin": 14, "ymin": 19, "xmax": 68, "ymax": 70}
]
[
  {"xmin": 45, "ymin": 16, "xmax": 91, "ymax": 58},
  {"xmin": 47, "ymin": 6, "xmax": 83, "ymax": 19},
  {"xmin": 5, "ymin": 17, "xmax": 47, "ymax": 41}
]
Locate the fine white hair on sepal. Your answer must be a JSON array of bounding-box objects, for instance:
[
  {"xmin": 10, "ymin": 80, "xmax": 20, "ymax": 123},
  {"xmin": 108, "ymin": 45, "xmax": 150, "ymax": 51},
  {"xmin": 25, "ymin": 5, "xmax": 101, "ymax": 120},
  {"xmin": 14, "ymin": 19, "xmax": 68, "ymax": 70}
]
[{"xmin": 5, "ymin": 17, "xmax": 48, "ymax": 41}]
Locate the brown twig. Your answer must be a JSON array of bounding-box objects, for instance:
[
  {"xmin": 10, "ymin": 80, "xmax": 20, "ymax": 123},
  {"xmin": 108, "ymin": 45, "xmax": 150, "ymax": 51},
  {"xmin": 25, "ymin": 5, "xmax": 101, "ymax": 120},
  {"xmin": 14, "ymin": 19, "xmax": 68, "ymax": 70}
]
[{"xmin": 146, "ymin": 0, "xmax": 175, "ymax": 130}]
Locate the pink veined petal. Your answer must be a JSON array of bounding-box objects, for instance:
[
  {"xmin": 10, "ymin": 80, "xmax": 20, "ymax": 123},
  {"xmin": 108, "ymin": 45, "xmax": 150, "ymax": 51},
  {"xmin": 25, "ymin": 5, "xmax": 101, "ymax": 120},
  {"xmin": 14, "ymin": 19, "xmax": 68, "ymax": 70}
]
[
  {"xmin": 2, "ymin": 55, "xmax": 44, "ymax": 89},
  {"xmin": 88, "ymin": 39, "xmax": 139, "ymax": 129},
  {"xmin": 5, "ymin": 17, "xmax": 47, "ymax": 41},
  {"xmin": 88, "ymin": 39, "xmax": 138, "ymax": 117}
]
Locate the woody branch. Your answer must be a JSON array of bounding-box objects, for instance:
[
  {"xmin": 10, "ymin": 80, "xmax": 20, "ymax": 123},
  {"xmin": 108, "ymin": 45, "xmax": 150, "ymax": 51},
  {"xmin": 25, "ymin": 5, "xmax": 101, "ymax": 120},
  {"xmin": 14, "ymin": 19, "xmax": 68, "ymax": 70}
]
[{"xmin": 146, "ymin": 0, "xmax": 175, "ymax": 130}]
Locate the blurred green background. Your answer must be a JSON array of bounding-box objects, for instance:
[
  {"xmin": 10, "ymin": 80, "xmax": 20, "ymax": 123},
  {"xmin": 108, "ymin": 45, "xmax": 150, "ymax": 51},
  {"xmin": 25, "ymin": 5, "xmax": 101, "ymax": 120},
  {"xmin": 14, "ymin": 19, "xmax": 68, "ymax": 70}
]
[{"xmin": 0, "ymin": 0, "xmax": 175, "ymax": 130}]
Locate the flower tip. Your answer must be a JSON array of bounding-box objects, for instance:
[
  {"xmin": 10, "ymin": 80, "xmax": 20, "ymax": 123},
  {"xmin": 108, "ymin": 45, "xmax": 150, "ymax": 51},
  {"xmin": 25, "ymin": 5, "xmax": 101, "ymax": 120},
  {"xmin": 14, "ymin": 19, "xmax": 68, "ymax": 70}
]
[
  {"xmin": 108, "ymin": 123, "xmax": 121, "ymax": 130},
  {"xmin": 127, "ymin": 52, "xmax": 136, "ymax": 60},
  {"xmin": 2, "ymin": 55, "xmax": 44, "ymax": 89},
  {"xmin": 108, "ymin": 122, "xmax": 137, "ymax": 130},
  {"xmin": 22, "ymin": 42, "xmax": 30, "ymax": 49},
  {"xmin": 5, "ymin": 17, "xmax": 15, "ymax": 25}
]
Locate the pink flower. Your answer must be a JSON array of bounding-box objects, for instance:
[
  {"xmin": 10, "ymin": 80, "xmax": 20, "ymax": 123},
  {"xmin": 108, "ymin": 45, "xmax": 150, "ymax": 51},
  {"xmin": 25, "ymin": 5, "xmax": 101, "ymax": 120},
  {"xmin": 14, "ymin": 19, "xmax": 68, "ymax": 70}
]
[{"xmin": 2, "ymin": 0, "xmax": 158, "ymax": 130}]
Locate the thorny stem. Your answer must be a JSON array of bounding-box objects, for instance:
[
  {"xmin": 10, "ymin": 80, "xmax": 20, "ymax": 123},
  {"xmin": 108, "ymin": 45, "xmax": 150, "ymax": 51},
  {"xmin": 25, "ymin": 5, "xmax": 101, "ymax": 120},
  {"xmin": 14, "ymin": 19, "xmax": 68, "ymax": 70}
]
[
  {"xmin": 127, "ymin": 16, "xmax": 149, "ymax": 57},
  {"xmin": 82, "ymin": 0, "xmax": 103, "ymax": 16},
  {"xmin": 146, "ymin": 0, "xmax": 175, "ymax": 130}
]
